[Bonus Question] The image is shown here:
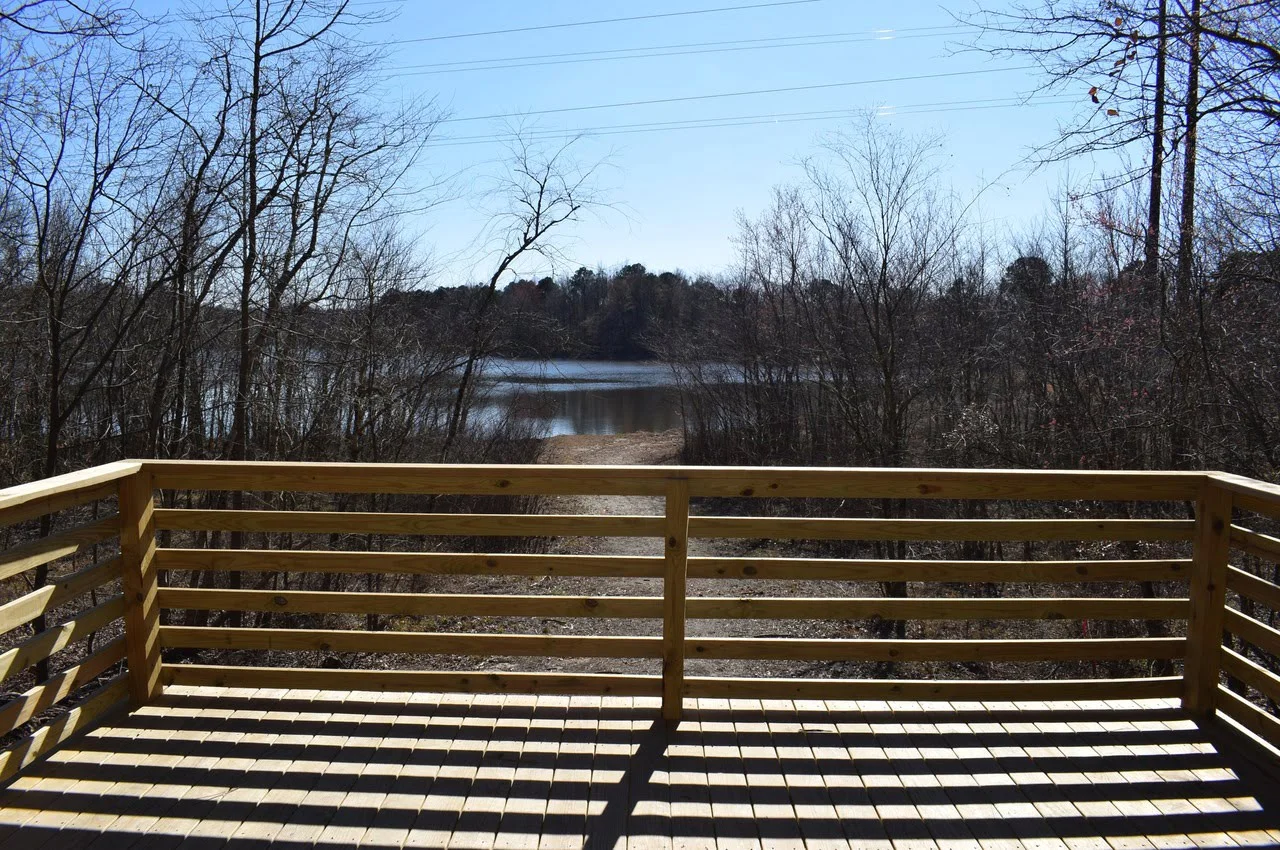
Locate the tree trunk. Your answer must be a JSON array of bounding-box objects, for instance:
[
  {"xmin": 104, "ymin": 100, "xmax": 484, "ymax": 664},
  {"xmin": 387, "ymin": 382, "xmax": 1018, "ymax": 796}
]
[
  {"xmin": 1176, "ymin": 0, "xmax": 1201, "ymax": 313},
  {"xmin": 1145, "ymin": 0, "xmax": 1168, "ymax": 290}
]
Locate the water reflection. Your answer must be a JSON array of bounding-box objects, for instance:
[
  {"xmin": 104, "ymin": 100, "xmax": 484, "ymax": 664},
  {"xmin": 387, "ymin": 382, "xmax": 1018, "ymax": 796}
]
[{"xmin": 475, "ymin": 360, "xmax": 685, "ymax": 436}]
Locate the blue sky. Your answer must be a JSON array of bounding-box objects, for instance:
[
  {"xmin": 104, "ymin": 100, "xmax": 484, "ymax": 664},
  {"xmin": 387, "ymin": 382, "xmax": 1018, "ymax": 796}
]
[{"xmin": 179, "ymin": 1, "xmax": 1121, "ymax": 284}]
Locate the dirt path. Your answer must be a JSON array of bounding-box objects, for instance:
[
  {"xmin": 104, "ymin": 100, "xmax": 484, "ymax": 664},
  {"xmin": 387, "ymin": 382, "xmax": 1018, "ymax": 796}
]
[
  {"xmin": 529, "ymin": 430, "xmax": 814, "ymax": 679},
  {"xmin": 537, "ymin": 429, "xmax": 718, "ymax": 559}
]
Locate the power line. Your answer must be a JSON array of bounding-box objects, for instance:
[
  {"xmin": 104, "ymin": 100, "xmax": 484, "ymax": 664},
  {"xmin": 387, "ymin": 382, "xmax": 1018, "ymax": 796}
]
[
  {"xmin": 386, "ymin": 25, "xmax": 971, "ymax": 73},
  {"xmin": 383, "ymin": 0, "xmax": 829, "ymax": 45},
  {"xmin": 435, "ymin": 97, "xmax": 1034, "ymax": 143},
  {"xmin": 423, "ymin": 96, "xmax": 1074, "ymax": 148},
  {"xmin": 432, "ymin": 66, "xmax": 1037, "ymax": 124},
  {"xmin": 386, "ymin": 29, "xmax": 976, "ymax": 77}
]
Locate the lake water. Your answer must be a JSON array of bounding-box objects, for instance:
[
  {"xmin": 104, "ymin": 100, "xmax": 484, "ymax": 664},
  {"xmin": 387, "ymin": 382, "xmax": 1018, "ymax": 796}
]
[{"xmin": 476, "ymin": 359, "xmax": 686, "ymax": 437}]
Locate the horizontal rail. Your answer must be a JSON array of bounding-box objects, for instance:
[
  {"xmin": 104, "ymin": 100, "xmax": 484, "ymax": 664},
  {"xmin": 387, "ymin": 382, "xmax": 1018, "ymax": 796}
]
[
  {"xmin": 143, "ymin": 460, "xmax": 1204, "ymax": 500},
  {"xmin": 0, "ymin": 557, "xmax": 123, "ymax": 636},
  {"xmin": 0, "ymin": 673, "xmax": 129, "ymax": 784},
  {"xmin": 0, "ymin": 515, "xmax": 120, "ymax": 583},
  {"xmin": 152, "ymin": 550, "xmax": 1191, "ymax": 582},
  {"xmin": 687, "ymin": 636, "xmax": 1184, "ymax": 662},
  {"xmin": 684, "ymin": 597, "xmax": 1189, "ymax": 620},
  {"xmin": 1227, "ymin": 567, "xmax": 1280, "ymax": 611},
  {"xmin": 688, "ymin": 517, "xmax": 1196, "ymax": 542},
  {"xmin": 153, "ymin": 509, "xmax": 664, "ymax": 537},
  {"xmin": 0, "ymin": 461, "xmax": 138, "ymax": 525},
  {"xmin": 157, "ymin": 627, "xmax": 1182, "ymax": 663},
  {"xmin": 154, "ymin": 549, "xmax": 665, "ymax": 578},
  {"xmin": 1209, "ymin": 473, "xmax": 1280, "ymax": 519},
  {"xmin": 159, "ymin": 627, "xmax": 662, "ymax": 658},
  {"xmin": 159, "ymin": 663, "xmax": 1181, "ymax": 701},
  {"xmin": 0, "ymin": 638, "xmax": 126, "ymax": 737},
  {"xmin": 682, "ymin": 676, "xmax": 1183, "ymax": 700},
  {"xmin": 1217, "ymin": 686, "xmax": 1280, "ymax": 749},
  {"xmin": 0, "ymin": 482, "xmax": 118, "ymax": 530},
  {"xmin": 1221, "ymin": 648, "xmax": 1280, "ymax": 705},
  {"xmin": 690, "ymin": 470, "xmax": 1203, "ymax": 500},
  {"xmin": 161, "ymin": 664, "xmax": 662, "ymax": 695},
  {"xmin": 147, "ymin": 462, "xmax": 673, "ymax": 496},
  {"xmin": 687, "ymin": 557, "xmax": 1190, "ymax": 582},
  {"xmin": 0, "ymin": 596, "xmax": 127, "ymax": 684},
  {"xmin": 157, "ymin": 588, "xmax": 665, "ymax": 618},
  {"xmin": 156, "ymin": 588, "xmax": 1187, "ymax": 622},
  {"xmin": 1231, "ymin": 525, "xmax": 1280, "ymax": 564},
  {"xmin": 1224, "ymin": 607, "xmax": 1280, "ymax": 657}
]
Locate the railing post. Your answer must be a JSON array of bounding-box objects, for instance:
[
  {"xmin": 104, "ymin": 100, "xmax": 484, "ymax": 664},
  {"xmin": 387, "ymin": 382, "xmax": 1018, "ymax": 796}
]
[
  {"xmin": 1183, "ymin": 480, "xmax": 1232, "ymax": 717},
  {"xmin": 662, "ymin": 478, "xmax": 690, "ymax": 725},
  {"xmin": 119, "ymin": 469, "xmax": 163, "ymax": 705}
]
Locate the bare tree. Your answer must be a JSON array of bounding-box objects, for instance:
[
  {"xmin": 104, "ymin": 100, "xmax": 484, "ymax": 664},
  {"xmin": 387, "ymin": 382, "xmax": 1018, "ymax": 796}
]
[
  {"xmin": 0, "ymin": 13, "xmax": 173, "ymax": 679},
  {"xmin": 441, "ymin": 132, "xmax": 605, "ymax": 459}
]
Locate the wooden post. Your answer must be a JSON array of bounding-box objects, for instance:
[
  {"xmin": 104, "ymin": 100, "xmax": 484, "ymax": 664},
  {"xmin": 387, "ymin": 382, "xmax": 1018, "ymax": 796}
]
[
  {"xmin": 662, "ymin": 478, "xmax": 690, "ymax": 724},
  {"xmin": 119, "ymin": 469, "xmax": 163, "ymax": 705},
  {"xmin": 1183, "ymin": 481, "xmax": 1231, "ymax": 717}
]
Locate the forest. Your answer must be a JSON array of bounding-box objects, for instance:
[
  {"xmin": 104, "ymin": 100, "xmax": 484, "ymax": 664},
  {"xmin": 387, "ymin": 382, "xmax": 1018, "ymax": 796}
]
[{"xmin": 1, "ymin": 1, "xmax": 1277, "ymax": 490}]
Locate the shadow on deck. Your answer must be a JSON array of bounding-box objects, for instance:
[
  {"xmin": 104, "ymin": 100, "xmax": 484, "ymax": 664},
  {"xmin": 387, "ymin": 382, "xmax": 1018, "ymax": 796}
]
[{"xmin": 1, "ymin": 689, "xmax": 1278, "ymax": 849}]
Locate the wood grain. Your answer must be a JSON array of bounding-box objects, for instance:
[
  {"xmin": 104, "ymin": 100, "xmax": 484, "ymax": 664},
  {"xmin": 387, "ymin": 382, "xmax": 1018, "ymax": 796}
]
[
  {"xmin": 686, "ymin": 636, "xmax": 1185, "ymax": 662},
  {"xmin": 158, "ymin": 626, "xmax": 662, "ymax": 658},
  {"xmin": 1226, "ymin": 566, "xmax": 1280, "ymax": 611},
  {"xmin": 0, "ymin": 638, "xmax": 125, "ymax": 737},
  {"xmin": 1224, "ymin": 607, "xmax": 1280, "ymax": 657},
  {"xmin": 142, "ymin": 460, "xmax": 1204, "ymax": 500},
  {"xmin": 1208, "ymin": 472, "xmax": 1280, "ymax": 518},
  {"xmin": 1230, "ymin": 524, "xmax": 1280, "ymax": 563},
  {"xmin": 154, "ymin": 508, "xmax": 664, "ymax": 537},
  {"xmin": 0, "ymin": 595, "xmax": 126, "ymax": 684},
  {"xmin": 0, "ymin": 515, "xmax": 120, "ymax": 583},
  {"xmin": 682, "ymin": 675, "xmax": 1182, "ymax": 700},
  {"xmin": 0, "ymin": 556, "xmax": 122, "ymax": 636},
  {"xmin": 1217, "ymin": 685, "xmax": 1280, "ymax": 749},
  {"xmin": 157, "ymin": 587, "xmax": 665, "ymax": 618},
  {"xmin": 161, "ymin": 664, "xmax": 662, "ymax": 695},
  {"xmin": 684, "ymin": 596, "xmax": 1189, "ymax": 620},
  {"xmin": 1184, "ymin": 483, "xmax": 1232, "ymax": 716},
  {"xmin": 0, "ymin": 461, "xmax": 138, "ymax": 522},
  {"xmin": 118, "ymin": 471, "xmax": 163, "ymax": 704},
  {"xmin": 1221, "ymin": 647, "xmax": 1280, "ymax": 705},
  {"xmin": 154, "ymin": 548, "xmax": 664, "ymax": 578},
  {"xmin": 687, "ymin": 556, "xmax": 1191, "ymax": 582},
  {"xmin": 0, "ymin": 481, "xmax": 117, "ymax": 531},
  {"xmin": 662, "ymin": 478, "xmax": 690, "ymax": 723},
  {"xmin": 688, "ymin": 516, "xmax": 1196, "ymax": 542},
  {"xmin": 0, "ymin": 673, "xmax": 128, "ymax": 784}
]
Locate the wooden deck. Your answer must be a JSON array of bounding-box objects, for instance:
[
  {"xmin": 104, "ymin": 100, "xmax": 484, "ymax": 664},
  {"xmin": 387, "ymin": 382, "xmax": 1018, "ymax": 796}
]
[{"xmin": 0, "ymin": 689, "xmax": 1278, "ymax": 849}]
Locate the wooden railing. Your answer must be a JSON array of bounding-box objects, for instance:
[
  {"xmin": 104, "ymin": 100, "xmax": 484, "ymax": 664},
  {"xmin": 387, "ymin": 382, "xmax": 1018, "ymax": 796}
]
[
  {"xmin": 0, "ymin": 460, "xmax": 141, "ymax": 782},
  {"xmin": 3, "ymin": 460, "xmax": 1280, "ymax": 783}
]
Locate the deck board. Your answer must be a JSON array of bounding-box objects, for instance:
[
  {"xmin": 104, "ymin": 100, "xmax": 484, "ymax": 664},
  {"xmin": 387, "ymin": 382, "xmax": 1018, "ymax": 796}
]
[{"xmin": 0, "ymin": 690, "xmax": 1277, "ymax": 849}]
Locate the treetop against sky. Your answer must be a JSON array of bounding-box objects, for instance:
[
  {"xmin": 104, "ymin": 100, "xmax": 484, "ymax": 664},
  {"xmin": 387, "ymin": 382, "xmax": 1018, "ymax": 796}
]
[{"xmin": 132, "ymin": 0, "xmax": 1142, "ymax": 284}]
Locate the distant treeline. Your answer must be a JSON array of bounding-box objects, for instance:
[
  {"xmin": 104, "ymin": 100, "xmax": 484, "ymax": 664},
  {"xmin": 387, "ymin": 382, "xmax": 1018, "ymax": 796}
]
[
  {"xmin": 655, "ymin": 123, "xmax": 1280, "ymax": 483},
  {"xmin": 391, "ymin": 264, "xmax": 721, "ymax": 361}
]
